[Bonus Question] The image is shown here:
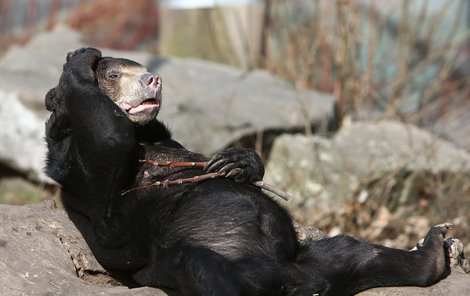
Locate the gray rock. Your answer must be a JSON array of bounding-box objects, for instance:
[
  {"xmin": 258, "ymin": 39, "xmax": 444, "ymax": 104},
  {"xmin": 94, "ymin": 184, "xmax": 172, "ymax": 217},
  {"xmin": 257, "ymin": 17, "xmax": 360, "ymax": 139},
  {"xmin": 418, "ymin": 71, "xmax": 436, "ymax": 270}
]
[
  {"xmin": 294, "ymin": 224, "xmax": 325, "ymax": 244},
  {"xmin": 0, "ymin": 201, "xmax": 166, "ymax": 296},
  {"xmin": 265, "ymin": 120, "xmax": 470, "ymax": 212},
  {"xmin": 358, "ymin": 268, "xmax": 470, "ymax": 296},
  {"xmin": 1, "ymin": 201, "xmax": 468, "ymax": 295},
  {"xmin": 0, "ymin": 26, "xmax": 83, "ymax": 111},
  {"xmin": 0, "ymin": 91, "xmax": 50, "ymax": 182},
  {"xmin": 151, "ymin": 58, "xmax": 336, "ymax": 155}
]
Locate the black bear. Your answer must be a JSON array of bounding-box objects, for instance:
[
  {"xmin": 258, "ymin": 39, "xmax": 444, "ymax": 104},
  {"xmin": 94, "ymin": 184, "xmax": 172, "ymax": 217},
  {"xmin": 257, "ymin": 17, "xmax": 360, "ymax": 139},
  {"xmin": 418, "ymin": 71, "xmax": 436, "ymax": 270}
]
[{"xmin": 45, "ymin": 48, "xmax": 451, "ymax": 296}]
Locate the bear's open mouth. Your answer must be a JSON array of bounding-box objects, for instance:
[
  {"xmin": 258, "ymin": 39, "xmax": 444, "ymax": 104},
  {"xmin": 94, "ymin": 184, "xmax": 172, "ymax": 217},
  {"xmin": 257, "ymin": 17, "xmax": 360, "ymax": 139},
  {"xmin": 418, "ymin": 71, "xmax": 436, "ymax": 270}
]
[{"xmin": 121, "ymin": 98, "xmax": 160, "ymax": 115}]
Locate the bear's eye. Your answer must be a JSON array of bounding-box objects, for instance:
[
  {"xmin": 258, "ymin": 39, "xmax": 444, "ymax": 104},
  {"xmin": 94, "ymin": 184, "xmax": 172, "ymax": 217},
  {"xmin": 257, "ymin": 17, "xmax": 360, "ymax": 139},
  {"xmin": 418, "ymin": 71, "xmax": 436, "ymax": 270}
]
[{"xmin": 107, "ymin": 72, "xmax": 120, "ymax": 80}]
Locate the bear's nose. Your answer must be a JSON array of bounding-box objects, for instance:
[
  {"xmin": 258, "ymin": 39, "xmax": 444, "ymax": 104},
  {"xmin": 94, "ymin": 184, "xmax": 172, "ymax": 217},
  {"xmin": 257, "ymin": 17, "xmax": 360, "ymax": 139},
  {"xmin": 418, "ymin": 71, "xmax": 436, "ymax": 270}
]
[{"xmin": 141, "ymin": 73, "xmax": 161, "ymax": 88}]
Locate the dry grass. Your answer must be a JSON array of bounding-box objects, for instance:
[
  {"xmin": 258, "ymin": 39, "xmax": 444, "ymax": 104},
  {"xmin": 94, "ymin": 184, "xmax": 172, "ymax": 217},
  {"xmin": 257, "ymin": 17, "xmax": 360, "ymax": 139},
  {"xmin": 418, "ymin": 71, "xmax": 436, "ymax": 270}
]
[{"xmin": 263, "ymin": 0, "xmax": 469, "ymax": 129}]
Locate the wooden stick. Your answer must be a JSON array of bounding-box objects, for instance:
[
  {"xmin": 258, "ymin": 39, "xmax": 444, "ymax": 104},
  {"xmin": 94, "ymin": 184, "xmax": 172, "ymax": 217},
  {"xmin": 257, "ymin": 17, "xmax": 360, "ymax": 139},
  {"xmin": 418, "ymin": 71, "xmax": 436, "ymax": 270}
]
[
  {"xmin": 121, "ymin": 172, "xmax": 224, "ymax": 196},
  {"xmin": 133, "ymin": 160, "xmax": 292, "ymax": 201},
  {"xmin": 253, "ymin": 181, "xmax": 292, "ymax": 201},
  {"xmin": 157, "ymin": 172, "xmax": 223, "ymax": 186},
  {"xmin": 139, "ymin": 160, "xmax": 207, "ymax": 168}
]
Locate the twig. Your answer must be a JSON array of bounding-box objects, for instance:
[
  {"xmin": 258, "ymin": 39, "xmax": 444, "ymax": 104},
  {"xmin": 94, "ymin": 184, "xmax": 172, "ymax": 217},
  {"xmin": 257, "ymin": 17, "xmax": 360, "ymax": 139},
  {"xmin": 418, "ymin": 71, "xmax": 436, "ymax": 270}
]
[
  {"xmin": 252, "ymin": 180, "xmax": 292, "ymax": 201},
  {"xmin": 157, "ymin": 172, "xmax": 224, "ymax": 185},
  {"xmin": 122, "ymin": 160, "xmax": 291, "ymax": 201},
  {"xmin": 139, "ymin": 160, "xmax": 207, "ymax": 168},
  {"xmin": 121, "ymin": 171, "xmax": 225, "ymax": 196}
]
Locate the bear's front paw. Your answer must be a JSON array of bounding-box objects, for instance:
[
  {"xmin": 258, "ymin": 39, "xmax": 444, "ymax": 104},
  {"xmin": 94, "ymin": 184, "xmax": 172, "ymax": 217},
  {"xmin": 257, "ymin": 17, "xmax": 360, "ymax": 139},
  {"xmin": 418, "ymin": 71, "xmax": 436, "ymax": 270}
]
[
  {"xmin": 205, "ymin": 148, "xmax": 264, "ymax": 183},
  {"xmin": 63, "ymin": 47, "xmax": 102, "ymax": 83}
]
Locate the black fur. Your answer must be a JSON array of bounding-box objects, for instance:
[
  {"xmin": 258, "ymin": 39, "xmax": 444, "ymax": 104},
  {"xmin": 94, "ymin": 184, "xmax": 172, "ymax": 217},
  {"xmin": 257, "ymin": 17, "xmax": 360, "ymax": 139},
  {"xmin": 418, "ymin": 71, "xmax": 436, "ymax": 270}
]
[{"xmin": 45, "ymin": 48, "xmax": 451, "ymax": 296}]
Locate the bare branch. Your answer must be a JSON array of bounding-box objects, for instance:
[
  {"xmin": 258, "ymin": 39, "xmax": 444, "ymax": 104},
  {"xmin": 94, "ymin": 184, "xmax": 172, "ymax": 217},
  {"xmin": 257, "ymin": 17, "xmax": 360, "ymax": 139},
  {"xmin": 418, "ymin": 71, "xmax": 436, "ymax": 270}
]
[
  {"xmin": 125, "ymin": 160, "xmax": 292, "ymax": 201},
  {"xmin": 253, "ymin": 181, "xmax": 292, "ymax": 201},
  {"xmin": 156, "ymin": 172, "xmax": 223, "ymax": 187},
  {"xmin": 139, "ymin": 160, "xmax": 207, "ymax": 168}
]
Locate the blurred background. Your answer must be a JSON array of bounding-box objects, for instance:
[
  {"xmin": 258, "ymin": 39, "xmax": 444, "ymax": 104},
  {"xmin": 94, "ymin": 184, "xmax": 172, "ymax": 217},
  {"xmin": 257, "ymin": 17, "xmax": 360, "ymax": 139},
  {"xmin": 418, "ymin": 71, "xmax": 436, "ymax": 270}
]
[{"xmin": 0, "ymin": 0, "xmax": 469, "ymax": 252}]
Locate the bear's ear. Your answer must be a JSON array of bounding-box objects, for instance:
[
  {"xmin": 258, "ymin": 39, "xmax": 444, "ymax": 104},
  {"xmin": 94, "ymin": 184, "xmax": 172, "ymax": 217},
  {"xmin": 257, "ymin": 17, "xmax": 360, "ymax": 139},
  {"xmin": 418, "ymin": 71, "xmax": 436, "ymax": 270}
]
[
  {"xmin": 66, "ymin": 51, "xmax": 73, "ymax": 63},
  {"xmin": 45, "ymin": 87, "xmax": 59, "ymax": 112}
]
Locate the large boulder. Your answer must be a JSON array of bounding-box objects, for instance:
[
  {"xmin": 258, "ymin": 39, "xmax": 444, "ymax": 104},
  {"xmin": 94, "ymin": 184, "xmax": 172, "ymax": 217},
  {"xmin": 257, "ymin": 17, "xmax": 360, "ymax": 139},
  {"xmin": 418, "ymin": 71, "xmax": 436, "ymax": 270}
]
[
  {"xmin": 151, "ymin": 59, "xmax": 336, "ymax": 155},
  {"xmin": 0, "ymin": 91, "xmax": 49, "ymax": 182},
  {"xmin": 0, "ymin": 26, "xmax": 336, "ymax": 182},
  {"xmin": 0, "ymin": 26, "xmax": 84, "ymax": 112},
  {"xmin": 1, "ymin": 201, "xmax": 469, "ymax": 295},
  {"xmin": 0, "ymin": 90, "xmax": 52, "ymax": 183},
  {"xmin": 265, "ymin": 121, "xmax": 470, "ymax": 248}
]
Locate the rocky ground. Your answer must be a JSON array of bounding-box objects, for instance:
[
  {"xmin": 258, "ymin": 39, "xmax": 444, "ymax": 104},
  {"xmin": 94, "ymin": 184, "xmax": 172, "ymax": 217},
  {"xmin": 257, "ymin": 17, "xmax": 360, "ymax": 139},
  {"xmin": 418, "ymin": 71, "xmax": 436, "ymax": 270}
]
[
  {"xmin": 1, "ymin": 201, "xmax": 469, "ymax": 296},
  {"xmin": 0, "ymin": 27, "xmax": 469, "ymax": 294}
]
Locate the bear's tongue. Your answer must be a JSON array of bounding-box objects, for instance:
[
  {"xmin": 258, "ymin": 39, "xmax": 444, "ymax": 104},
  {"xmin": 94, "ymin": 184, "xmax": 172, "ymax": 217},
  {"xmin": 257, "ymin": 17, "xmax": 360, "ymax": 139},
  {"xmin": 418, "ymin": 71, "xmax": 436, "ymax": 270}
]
[{"xmin": 122, "ymin": 99, "xmax": 159, "ymax": 114}]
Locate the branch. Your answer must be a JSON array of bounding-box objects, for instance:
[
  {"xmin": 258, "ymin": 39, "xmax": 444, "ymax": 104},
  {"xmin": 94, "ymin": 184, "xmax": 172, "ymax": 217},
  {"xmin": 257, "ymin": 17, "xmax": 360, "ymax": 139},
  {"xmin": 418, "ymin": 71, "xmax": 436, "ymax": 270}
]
[
  {"xmin": 139, "ymin": 160, "xmax": 207, "ymax": 168},
  {"xmin": 253, "ymin": 181, "xmax": 292, "ymax": 201},
  {"xmin": 122, "ymin": 160, "xmax": 292, "ymax": 201},
  {"xmin": 157, "ymin": 172, "xmax": 223, "ymax": 186}
]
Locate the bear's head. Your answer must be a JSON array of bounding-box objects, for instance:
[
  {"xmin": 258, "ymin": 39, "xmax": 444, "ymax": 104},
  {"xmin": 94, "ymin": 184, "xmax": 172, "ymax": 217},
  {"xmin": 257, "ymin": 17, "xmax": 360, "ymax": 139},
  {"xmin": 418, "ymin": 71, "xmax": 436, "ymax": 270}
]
[
  {"xmin": 95, "ymin": 56, "xmax": 161, "ymax": 125},
  {"xmin": 46, "ymin": 50, "xmax": 162, "ymax": 126}
]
